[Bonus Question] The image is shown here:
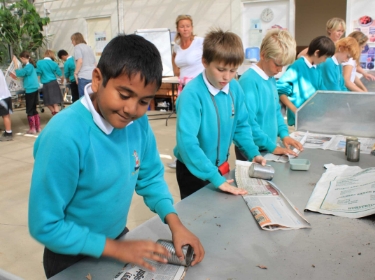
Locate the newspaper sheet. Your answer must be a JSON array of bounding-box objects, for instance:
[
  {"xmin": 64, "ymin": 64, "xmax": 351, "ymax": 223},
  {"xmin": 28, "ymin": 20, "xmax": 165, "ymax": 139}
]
[
  {"xmin": 4, "ymin": 59, "xmax": 24, "ymax": 93},
  {"xmin": 264, "ymin": 132, "xmax": 309, "ymax": 163},
  {"xmin": 305, "ymin": 164, "xmax": 375, "ymax": 218},
  {"xmin": 290, "ymin": 131, "xmax": 375, "ymax": 154},
  {"xmin": 235, "ymin": 160, "xmax": 311, "ymax": 230},
  {"xmin": 113, "ymin": 261, "xmax": 186, "ymax": 280}
]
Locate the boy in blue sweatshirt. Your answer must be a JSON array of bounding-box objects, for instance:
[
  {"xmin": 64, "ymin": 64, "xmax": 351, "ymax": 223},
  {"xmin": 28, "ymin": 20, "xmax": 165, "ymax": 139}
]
[
  {"xmin": 277, "ymin": 36, "xmax": 335, "ymax": 125},
  {"xmin": 58, "ymin": 49, "xmax": 79, "ymax": 103},
  {"xmin": 29, "ymin": 34, "xmax": 204, "ymax": 278},
  {"xmin": 318, "ymin": 37, "xmax": 360, "ymax": 91},
  {"xmin": 237, "ymin": 29, "xmax": 303, "ymax": 159},
  {"xmin": 174, "ymin": 28, "xmax": 266, "ymax": 199}
]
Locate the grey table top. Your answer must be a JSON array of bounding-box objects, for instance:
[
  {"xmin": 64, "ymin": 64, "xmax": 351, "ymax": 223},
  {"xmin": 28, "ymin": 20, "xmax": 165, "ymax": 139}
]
[{"xmin": 51, "ymin": 149, "xmax": 375, "ymax": 280}]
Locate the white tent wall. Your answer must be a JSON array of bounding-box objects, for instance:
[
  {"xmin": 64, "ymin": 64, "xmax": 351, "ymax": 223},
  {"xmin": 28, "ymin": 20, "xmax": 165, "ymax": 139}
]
[{"xmin": 33, "ymin": 0, "xmax": 296, "ymax": 60}]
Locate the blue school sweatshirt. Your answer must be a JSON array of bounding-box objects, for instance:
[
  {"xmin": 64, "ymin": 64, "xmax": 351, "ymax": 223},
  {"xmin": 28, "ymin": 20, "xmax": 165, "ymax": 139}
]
[
  {"xmin": 239, "ymin": 66, "xmax": 289, "ymax": 152},
  {"xmin": 29, "ymin": 96, "xmax": 176, "ymax": 257},
  {"xmin": 64, "ymin": 56, "xmax": 76, "ymax": 82},
  {"xmin": 318, "ymin": 56, "xmax": 347, "ymax": 91},
  {"xmin": 173, "ymin": 73, "xmax": 260, "ymax": 188},
  {"xmin": 15, "ymin": 63, "xmax": 39, "ymax": 93},
  {"xmin": 276, "ymin": 57, "xmax": 323, "ymax": 126},
  {"xmin": 36, "ymin": 58, "xmax": 62, "ymax": 84}
]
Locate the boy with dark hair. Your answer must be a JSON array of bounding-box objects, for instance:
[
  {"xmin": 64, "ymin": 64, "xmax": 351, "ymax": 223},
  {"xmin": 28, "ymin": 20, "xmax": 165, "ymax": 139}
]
[
  {"xmin": 174, "ymin": 28, "xmax": 266, "ymax": 199},
  {"xmin": 236, "ymin": 29, "xmax": 303, "ymax": 160},
  {"xmin": 277, "ymin": 36, "xmax": 335, "ymax": 126},
  {"xmin": 0, "ymin": 70, "xmax": 13, "ymax": 141},
  {"xmin": 57, "ymin": 49, "xmax": 79, "ymax": 103},
  {"xmin": 29, "ymin": 34, "xmax": 204, "ymax": 278}
]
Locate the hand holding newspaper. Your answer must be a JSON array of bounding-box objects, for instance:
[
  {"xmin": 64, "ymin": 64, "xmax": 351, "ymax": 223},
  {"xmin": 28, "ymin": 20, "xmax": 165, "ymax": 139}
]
[
  {"xmin": 264, "ymin": 132, "xmax": 308, "ymax": 163},
  {"xmin": 235, "ymin": 160, "xmax": 310, "ymax": 230}
]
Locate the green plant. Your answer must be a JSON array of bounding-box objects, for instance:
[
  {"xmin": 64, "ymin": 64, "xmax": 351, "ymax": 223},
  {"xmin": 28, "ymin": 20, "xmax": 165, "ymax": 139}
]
[{"xmin": 0, "ymin": 0, "xmax": 50, "ymax": 58}]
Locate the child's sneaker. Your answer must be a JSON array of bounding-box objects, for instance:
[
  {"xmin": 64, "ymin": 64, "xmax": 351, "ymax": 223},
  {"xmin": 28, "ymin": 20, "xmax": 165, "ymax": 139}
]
[{"xmin": 0, "ymin": 132, "xmax": 13, "ymax": 141}]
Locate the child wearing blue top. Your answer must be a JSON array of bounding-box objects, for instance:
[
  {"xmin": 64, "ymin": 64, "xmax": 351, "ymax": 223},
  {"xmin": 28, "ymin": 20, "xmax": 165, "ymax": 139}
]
[
  {"xmin": 174, "ymin": 29, "xmax": 266, "ymax": 199},
  {"xmin": 36, "ymin": 50, "xmax": 63, "ymax": 115},
  {"xmin": 236, "ymin": 29, "xmax": 303, "ymax": 160},
  {"xmin": 277, "ymin": 36, "xmax": 335, "ymax": 126},
  {"xmin": 12, "ymin": 52, "xmax": 41, "ymax": 134},
  {"xmin": 58, "ymin": 49, "xmax": 79, "ymax": 103},
  {"xmin": 319, "ymin": 37, "xmax": 360, "ymax": 91},
  {"xmin": 29, "ymin": 34, "xmax": 204, "ymax": 278}
]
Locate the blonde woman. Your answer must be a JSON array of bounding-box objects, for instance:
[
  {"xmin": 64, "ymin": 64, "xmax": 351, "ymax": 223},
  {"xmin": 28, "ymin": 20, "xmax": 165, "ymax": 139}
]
[
  {"xmin": 36, "ymin": 50, "xmax": 62, "ymax": 115},
  {"xmin": 71, "ymin": 32, "xmax": 96, "ymax": 97},
  {"xmin": 168, "ymin": 15, "xmax": 204, "ymax": 169},
  {"xmin": 343, "ymin": 31, "xmax": 375, "ymax": 92},
  {"xmin": 298, "ymin": 17, "xmax": 346, "ymax": 58}
]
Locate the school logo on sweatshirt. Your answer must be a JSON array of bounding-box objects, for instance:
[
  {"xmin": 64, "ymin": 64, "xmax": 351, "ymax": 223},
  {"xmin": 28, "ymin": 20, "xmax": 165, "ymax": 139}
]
[{"xmin": 133, "ymin": 150, "xmax": 140, "ymax": 173}]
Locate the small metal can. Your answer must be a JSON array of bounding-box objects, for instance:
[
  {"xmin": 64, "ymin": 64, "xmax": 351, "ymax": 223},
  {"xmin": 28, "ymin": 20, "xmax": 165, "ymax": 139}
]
[
  {"xmin": 156, "ymin": 239, "xmax": 194, "ymax": 267},
  {"xmin": 347, "ymin": 141, "xmax": 360, "ymax": 162},
  {"xmin": 345, "ymin": 136, "xmax": 358, "ymax": 155},
  {"xmin": 248, "ymin": 163, "xmax": 275, "ymax": 180}
]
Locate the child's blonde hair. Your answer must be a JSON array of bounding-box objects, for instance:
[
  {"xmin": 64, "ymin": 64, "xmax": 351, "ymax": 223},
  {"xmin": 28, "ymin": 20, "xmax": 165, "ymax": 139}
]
[
  {"xmin": 44, "ymin": 50, "xmax": 56, "ymax": 61},
  {"xmin": 260, "ymin": 29, "xmax": 296, "ymax": 66},
  {"xmin": 174, "ymin": 15, "xmax": 196, "ymax": 44},
  {"xmin": 71, "ymin": 32, "xmax": 87, "ymax": 44},
  {"xmin": 348, "ymin": 31, "xmax": 368, "ymax": 47},
  {"xmin": 326, "ymin": 18, "xmax": 346, "ymax": 36},
  {"xmin": 336, "ymin": 37, "xmax": 360, "ymax": 62},
  {"xmin": 203, "ymin": 28, "xmax": 244, "ymax": 66}
]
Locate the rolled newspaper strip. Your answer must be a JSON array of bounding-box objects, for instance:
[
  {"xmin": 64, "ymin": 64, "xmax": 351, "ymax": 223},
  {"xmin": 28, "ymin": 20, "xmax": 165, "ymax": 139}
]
[{"xmin": 156, "ymin": 239, "xmax": 194, "ymax": 267}]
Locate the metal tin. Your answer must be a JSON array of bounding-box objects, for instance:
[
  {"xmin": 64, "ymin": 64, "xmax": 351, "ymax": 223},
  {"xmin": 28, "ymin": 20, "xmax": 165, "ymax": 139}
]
[
  {"xmin": 347, "ymin": 141, "xmax": 360, "ymax": 162},
  {"xmin": 248, "ymin": 163, "xmax": 275, "ymax": 180},
  {"xmin": 156, "ymin": 239, "xmax": 194, "ymax": 267},
  {"xmin": 345, "ymin": 136, "xmax": 358, "ymax": 155}
]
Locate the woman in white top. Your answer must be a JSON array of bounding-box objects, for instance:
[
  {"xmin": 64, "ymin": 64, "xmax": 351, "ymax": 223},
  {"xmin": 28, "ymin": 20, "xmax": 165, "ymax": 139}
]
[
  {"xmin": 172, "ymin": 15, "xmax": 204, "ymax": 93},
  {"xmin": 168, "ymin": 15, "xmax": 204, "ymax": 169},
  {"xmin": 343, "ymin": 31, "xmax": 375, "ymax": 92}
]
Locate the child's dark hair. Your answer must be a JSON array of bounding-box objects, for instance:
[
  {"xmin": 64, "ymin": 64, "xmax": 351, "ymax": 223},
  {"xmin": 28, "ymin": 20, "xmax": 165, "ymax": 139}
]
[
  {"xmin": 57, "ymin": 49, "xmax": 68, "ymax": 59},
  {"xmin": 19, "ymin": 51, "xmax": 36, "ymax": 67},
  {"xmin": 307, "ymin": 36, "xmax": 335, "ymax": 57},
  {"xmin": 97, "ymin": 34, "xmax": 163, "ymax": 89},
  {"xmin": 203, "ymin": 28, "xmax": 244, "ymax": 66}
]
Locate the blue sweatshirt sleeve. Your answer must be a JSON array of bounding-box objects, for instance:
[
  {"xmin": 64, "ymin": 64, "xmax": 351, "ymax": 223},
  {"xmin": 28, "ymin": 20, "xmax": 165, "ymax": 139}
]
[
  {"xmin": 29, "ymin": 122, "xmax": 106, "ymax": 258},
  {"xmin": 319, "ymin": 59, "xmax": 340, "ymax": 91},
  {"xmin": 54, "ymin": 62, "xmax": 62, "ymax": 77},
  {"xmin": 15, "ymin": 64, "xmax": 32, "ymax": 78},
  {"xmin": 239, "ymin": 73, "xmax": 277, "ymax": 152},
  {"xmin": 135, "ymin": 120, "xmax": 176, "ymax": 222},
  {"xmin": 276, "ymin": 65, "xmax": 296, "ymax": 97},
  {"xmin": 231, "ymin": 84, "xmax": 261, "ymax": 159}
]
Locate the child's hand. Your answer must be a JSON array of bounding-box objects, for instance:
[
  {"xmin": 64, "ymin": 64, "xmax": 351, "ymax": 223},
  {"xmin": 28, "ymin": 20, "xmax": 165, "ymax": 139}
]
[
  {"xmin": 165, "ymin": 214, "xmax": 205, "ymax": 266},
  {"xmin": 218, "ymin": 180, "xmax": 247, "ymax": 196},
  {"xmin": 364, "ymin": 72, "xmax": 375, "ymax": 81},
  {"xmin": 272, "ymin": 146, "xmax": 297, "ymax": 156},
  {"xmin": 282, "ymin": 136, "xmax": 303, "ymax": 151},
  {"xmin": 102, "ymin": 239, "xmax": 170, "ymax": 271},
  {"xmin": 252, "ymin": 155, "xmax": 266, "ymax": 166}
]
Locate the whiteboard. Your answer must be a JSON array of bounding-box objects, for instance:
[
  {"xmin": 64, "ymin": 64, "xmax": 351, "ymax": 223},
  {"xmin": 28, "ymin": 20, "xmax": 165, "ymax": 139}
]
[{"xmin": 135, "ymin": 28, "xmax": 174, "ymax": 76}]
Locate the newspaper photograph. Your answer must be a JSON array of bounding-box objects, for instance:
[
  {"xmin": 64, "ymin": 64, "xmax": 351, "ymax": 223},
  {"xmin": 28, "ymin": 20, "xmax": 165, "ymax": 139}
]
[
  {"xmin": 4, "ymin": 59, "xmax": 24, "ymax": 92},
  {"xmin": 305, "ymin": 164, "xmax": 375, "ymax": 218},
  {"xmin": 290, "ymin": 131, "xmax": 375, "ymax": 154},
  {"xmin": 113, "ymin": 260, "xmax": 186, "ymax": 280},
  {"xmin": 235, "ymin": 160, "xmax": 311, "ymax": 231}
]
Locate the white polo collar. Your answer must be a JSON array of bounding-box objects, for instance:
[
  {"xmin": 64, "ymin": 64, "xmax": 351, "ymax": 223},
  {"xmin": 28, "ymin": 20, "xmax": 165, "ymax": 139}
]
[
  {"xmin": 202, "ymin": 70, "xmax": 229, "ymax": 96},
  {"xmin": 81, "ymin": 84, "xmax": 117, "ymax": 135},
  {"xmin": 44, "ymin": 57, "xmax": 52, "ymax": 61},
  {"xmin": 332, "ymin": 56, "xmax": 339, "ymax": 65},
  {"xmin": 302, "ymin": 56, "xmax": 316, "ymax": 68},
  {"xmin": 251, "ymin": 64, "xmax": 269, "ymax": 80}
]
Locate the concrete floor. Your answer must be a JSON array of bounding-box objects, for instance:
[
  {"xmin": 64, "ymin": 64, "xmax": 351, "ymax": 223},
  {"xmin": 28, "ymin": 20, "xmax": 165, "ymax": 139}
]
[{"xmin": 0, "ymin": 105, "xmax": 238, "ymax": 280}]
